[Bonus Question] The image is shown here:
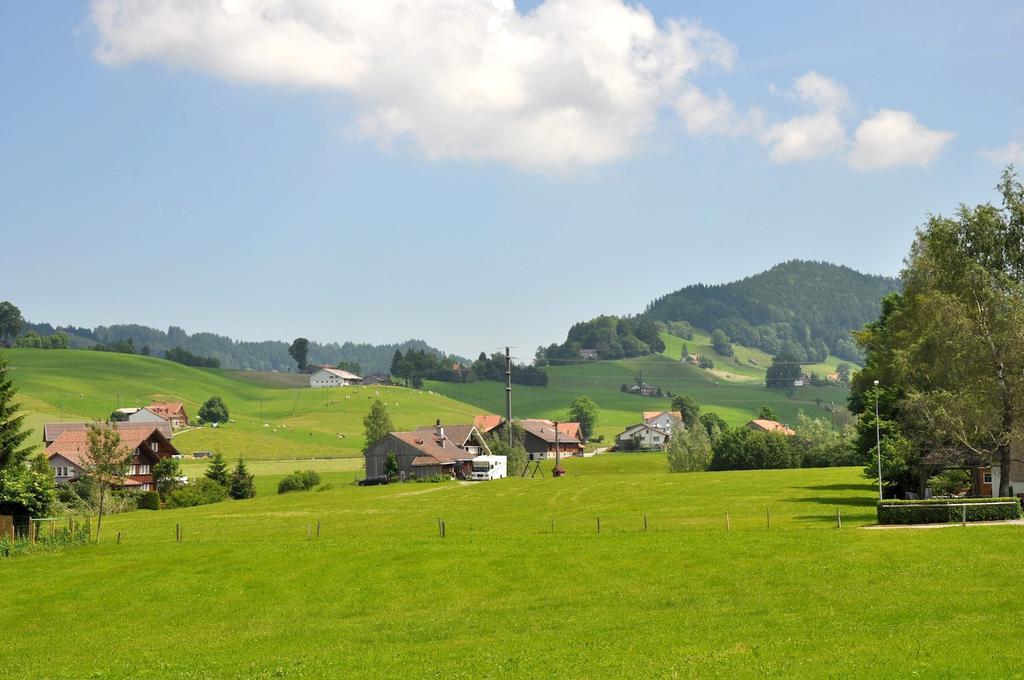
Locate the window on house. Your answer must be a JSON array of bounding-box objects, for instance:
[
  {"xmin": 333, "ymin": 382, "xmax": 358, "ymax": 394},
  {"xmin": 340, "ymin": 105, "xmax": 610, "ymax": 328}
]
[
  {"xmin": 152, "ymin": 442, "xmax": 158, "ymax": 452},
  {"xmin": 984, "ymin": 472, "xmax": 993, "ymax": 484}
]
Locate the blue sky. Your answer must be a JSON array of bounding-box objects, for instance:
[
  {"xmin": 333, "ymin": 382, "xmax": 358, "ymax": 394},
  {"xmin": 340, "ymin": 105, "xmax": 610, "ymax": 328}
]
[{"xmin": 1, "ymin": 1, "xmax": 1021, "ymax": 359}]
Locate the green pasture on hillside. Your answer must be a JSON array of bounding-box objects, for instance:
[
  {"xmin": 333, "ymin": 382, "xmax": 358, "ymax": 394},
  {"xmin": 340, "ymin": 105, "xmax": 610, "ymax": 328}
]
[
  {"xmin": 659, "ymin": 330, "xmax": 852, "ymax": 382},
  {"xmin": 2, "ymin": 349, "xmax": 481, "ymax": 460},
  {"xmin": 428, "ymin": 352, "xmax": 848, "ymax": 444},
  {"xmin": 2, "ymin": 456, "xmax": 1021, "ymax": 678}
]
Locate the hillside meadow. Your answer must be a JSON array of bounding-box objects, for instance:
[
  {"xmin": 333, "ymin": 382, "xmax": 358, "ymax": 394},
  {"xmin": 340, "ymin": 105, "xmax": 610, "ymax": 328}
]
[
  {"xmin": 2, "ymin": 455, "xmax": 1021, "ymax": 678},
  {"xmin": 4, "ymin": 347, "xmax": 848, "ymax": 462},
  {"xmin": 1, "ymin": 348, "xmax": 482, "ymax": 460},
  {"xmin": 428, "ymin": 351, "xmax": 849, "ymax": 445}
]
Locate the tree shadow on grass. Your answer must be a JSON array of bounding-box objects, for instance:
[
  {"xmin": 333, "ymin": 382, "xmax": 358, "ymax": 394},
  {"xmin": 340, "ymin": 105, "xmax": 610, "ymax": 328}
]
[
  {"xmin": 787, "ymin": 496, "xmax": 877, "ymax": 507},
  {"xmin": 798, "ymin": 483, "xmax": 877, "ymax": 492}
]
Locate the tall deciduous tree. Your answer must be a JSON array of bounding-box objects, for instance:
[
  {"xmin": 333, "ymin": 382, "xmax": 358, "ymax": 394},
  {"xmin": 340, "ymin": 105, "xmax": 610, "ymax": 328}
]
[
  {"xmin": 667, "ymin": 424, "xmax": 713, "ymax": 472},
  {"xmin": 83, "ymin": 425, "xmax": 132, "ymax": 542},
  {"xmin": 363, "ymin": 399, "xmax": 394, "ymax": 451},
  {"xmin": 199, "ymin": 396, "xmax": 229, "ymax": 424},
  {"xmin": 288, "ymin": 337, "xmax": 309, "ymax": 372},
  {"xmin": 0, "ymin": 302, "xmax": 23, "ymax": 347},
  {"xmin": 670, "ymin": 394, "xmax": 700, "ymax": 428},
  {"xmin": 568, "ymin": 396, "xmax": 599, "ymax": 440},
  {"xmin": 868, "ymin": 168, "xmax": 1024, "ymax": 496}
]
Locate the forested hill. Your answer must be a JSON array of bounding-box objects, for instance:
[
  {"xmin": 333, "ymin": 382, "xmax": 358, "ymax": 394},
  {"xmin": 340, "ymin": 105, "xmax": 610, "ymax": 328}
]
[
  {"xmin": 21, "ymin": 321, "xmax": 449, "ymax": 374},
  {"xmin": 643, "ymin": 260, "xmax": 901, "ymax": 362}
]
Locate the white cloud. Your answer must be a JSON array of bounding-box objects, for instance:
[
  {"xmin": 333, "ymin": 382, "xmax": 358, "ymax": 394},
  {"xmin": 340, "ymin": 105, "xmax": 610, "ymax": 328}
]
[
  {"xmin": 982, "ymin": 138, "xmax": 1024, "ymax": 166},
  {"xmin": 848, "ymin": 110, "xmax": 954, "ymax": 170},
  {"xmin": 791, "ymin": 70, "xmax": 849, "ymax": 113},
  {"xmin": 90, "ymin": 0, "xmax": 737, "ymax": 170},
  {"xmin": 759, "ymin": 71, "xmax": 849, "ymax": 163}
]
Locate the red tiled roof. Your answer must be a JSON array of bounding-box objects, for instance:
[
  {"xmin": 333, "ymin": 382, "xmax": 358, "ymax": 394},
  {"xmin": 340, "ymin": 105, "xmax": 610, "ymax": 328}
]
[
  {"xmin": 473, "ymin": 414, "xmax": 505, "ymax": 433},
  {"xmin": 147, "ymin": 402, "xmax": 186, "ymax": 419},
  {"xmin": 44, "ymin": 420, "xmax": 172, "ymax": 445},
  {"xmin": 747, "ymin": 419, "xmax": 796, "ymax": 436}
]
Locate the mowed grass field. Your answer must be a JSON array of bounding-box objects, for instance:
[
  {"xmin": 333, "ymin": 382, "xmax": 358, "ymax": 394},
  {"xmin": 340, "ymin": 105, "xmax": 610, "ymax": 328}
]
[
  {"xmin": 1, "ymin": 349, "xmax": 483, "ymax": 460},
  {"xmin": 428, "ymin": 351, "xmax": 849, "ymax": 445},
  {"xmin": 3, "ymin": 455, "xmax": 1022, "ymax": 678}
]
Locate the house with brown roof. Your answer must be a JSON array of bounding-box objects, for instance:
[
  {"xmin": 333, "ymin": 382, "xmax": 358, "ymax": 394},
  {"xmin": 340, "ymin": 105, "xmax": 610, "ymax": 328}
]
[
  {"xmin": 44, "ymin": 420, "xmax": 173, "ymax": 446},
  {"xmin": 745, "ymin": 419, "xmax": 796, "ymax": 436},
  {"xmin": 519, "ymin": 419, "xmax": 584, "ymax": 459},
  {"xmin": 46, "ymin": 425, "xmax": 179, "ymax": 491},
  {"xmin": 136, "ymin": 402, "xmax": 190, "ymax": 429},
  {"xmin": 364, "ymin": 421, "xmax": 492, "ymax": 479}
]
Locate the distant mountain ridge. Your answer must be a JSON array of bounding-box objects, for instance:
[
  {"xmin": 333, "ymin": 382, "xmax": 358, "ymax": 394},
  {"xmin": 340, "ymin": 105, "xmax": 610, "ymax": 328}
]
[
  {"xmin": 20, "ymin": 321, "xmax": 451, "ymax": 374},
  {"xmin": 643, "ymin": 260, "xmax": 901, "ymax": 363}
]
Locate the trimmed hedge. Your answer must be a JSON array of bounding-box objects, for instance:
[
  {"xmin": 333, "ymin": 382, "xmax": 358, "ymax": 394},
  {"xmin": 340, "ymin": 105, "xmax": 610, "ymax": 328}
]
[{"xmin": 878, "ymin": 497, "xmax": 1021, "ymax": 525}]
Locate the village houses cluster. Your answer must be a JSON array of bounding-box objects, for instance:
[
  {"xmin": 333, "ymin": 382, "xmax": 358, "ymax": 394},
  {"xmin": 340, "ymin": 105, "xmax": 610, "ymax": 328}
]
[{"xmin": 44, "ymin": 402, "xmax": 189, "ymax": 491}]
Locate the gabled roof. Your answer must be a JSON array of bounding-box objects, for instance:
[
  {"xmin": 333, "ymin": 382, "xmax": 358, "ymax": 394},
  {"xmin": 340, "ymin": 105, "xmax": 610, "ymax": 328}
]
[
  {"xmin": 389, "ymin": 430, "xmax": 480, "ymax": 466},
  {"xmin": 413, "ymin": 424, "xmax": 481, "ymax": 449},
  {"xmin": 44, "ymin": 420, "xmax": 172, "ymax": 445},
  {"xmin": 747, "ymin": 419, "xmax": 796, "ymax": 436},
  {"xmin": 473, "ymin": 414, "xmax": 505, "ymax": 433},
  {"xmin": 314, "ymin": 367, "xmax": 362, "ymax": 381},
  {"xmin": 519, "ymin": 419, "xmax": 583, "ymax": 444},
  {"xmin": 618, "ymin": 422, "xmax": 670, "ymax": 438},
  {"xmin": 147, "ymin": 402, "xmax": 187, "ymax": 419},
  {"xmin": 643, "ymin": 411, "xmax": 682, "ymax": 422},
  {"xmin": 45, "ymin": 426, "xmax": 178, "ymax": 467}
]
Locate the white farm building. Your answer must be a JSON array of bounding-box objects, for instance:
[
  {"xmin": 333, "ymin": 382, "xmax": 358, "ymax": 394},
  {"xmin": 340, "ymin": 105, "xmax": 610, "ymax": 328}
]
[{"xmin": 309, "ymin": 367, "xmax": 363, "ymax": 388}]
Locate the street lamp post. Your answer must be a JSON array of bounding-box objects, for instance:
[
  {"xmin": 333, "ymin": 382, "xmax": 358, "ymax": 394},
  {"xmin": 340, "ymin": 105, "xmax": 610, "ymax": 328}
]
[{"xmin": 874, "ymin": 379, "xmax": 882, "ymax": 501}]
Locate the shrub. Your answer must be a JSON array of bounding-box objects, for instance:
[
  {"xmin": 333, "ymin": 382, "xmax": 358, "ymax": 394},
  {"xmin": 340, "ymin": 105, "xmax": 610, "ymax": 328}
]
[
  {"xmin": 137, "ymin": 491, "xmax": 160, "ymax": 510},
  {"xmin": 167, "ymin": 478, "xmax": 228, "ymax": 508},
  {"xmin": 710, "ymin": 427, "xmax": 800, "ymax": 470},
  {"xmin": 877, "ymin": 498, "xmax": 1021, "ymax": 525},
  {"xmin": 928, "ymin": 468, "xmax": 971, "ymax": 496},
  {"xmin": 277, "ymin": 470, "xmax": 321, "ymax": 494}
]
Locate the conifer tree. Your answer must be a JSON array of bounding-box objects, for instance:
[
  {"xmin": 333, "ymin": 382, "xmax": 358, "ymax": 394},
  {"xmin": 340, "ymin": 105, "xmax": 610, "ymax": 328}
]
[
  {"xmin": 229, "ymin": 458, "xmax": 256, "ymax": 499},
  {"xmin": 205, "ymin": 452, "xmax": 230, "ymax": 488}
]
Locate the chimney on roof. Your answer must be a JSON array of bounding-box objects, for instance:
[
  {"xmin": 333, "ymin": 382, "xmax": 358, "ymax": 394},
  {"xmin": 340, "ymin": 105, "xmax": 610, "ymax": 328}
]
[{"xmin": 435, "ymin": 419, "xmax": 444, "ymax": 442}]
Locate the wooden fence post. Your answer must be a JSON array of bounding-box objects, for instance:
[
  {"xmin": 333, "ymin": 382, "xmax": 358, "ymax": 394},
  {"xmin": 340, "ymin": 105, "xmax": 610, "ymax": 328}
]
[
  {"xmin": 726, "ymin": 512, "xmax": 731, "ymax": 531},
  {"xmin": 550, "ymin": 517, "xmax": 554, "ymax": 534},
  {"xmin": 596, "ymin": 517, "xmax": 601, "ymax": 534},
  {"xmin": 962, "ymin": 505, "xmax": 967, "ymax": 526},
  {"xmin": 117, "ymin": 531, "xmax": 121, "ymax": 545},
  {"xmin": 316, "ymin": 520, "xmax": 321, "ymax": 538},
  {"xmin": 766, "ymin": 508, "xmax": 771, "ymax": 530},
  {"xmin": 836, "ymin": 509, "xmax": 842, "ymax": 529},
  {"xmin": 643, "ymin": 514, "xmax": 648, "ymax": 532}
]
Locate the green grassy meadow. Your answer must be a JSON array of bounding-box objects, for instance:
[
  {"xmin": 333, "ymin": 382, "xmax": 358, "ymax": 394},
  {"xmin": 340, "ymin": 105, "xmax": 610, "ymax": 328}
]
[
  {"xmin": 2, "ymin": 349, "xmax": 482, "ymax": 460},
  {"xmin": 428, "ymin": 351, "xmax": 849, "ymax": 445},
  {"xmin": 3, "ymin": 455, "xmax": 1021, "ymax": 678}
]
